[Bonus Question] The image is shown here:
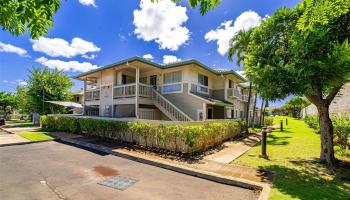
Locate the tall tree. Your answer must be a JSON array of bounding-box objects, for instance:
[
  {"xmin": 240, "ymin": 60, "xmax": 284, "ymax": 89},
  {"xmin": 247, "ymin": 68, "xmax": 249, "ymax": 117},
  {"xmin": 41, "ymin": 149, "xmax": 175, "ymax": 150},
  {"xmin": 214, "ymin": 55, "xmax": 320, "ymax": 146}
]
[
  {"xmin": 0, "ymin": 92, "xmax": 18, "ymax": 118},
  {"xmin": 26, "ymin": 67, "xmax": 73, "ymax": 115},
  {"xmin": 283, "ymin": 97, "xmax": 310, "ymax": 118},
  {"xmin": 227, "ymin": 30, "xmax": 254, "ymax": 132},
  {"xmin": 251, "ymin": 92, "xmax": 258, "ymax": 128},
  {"xmin": 239, "ymin": 2, "xmax": 350, "ymax": 167}
]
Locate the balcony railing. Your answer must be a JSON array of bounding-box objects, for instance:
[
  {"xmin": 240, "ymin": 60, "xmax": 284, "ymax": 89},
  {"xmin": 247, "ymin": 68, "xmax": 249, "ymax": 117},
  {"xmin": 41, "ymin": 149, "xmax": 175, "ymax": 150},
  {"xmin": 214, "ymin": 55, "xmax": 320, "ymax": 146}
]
[
  {"xmin": 227, "ymin": 88, "xmax": 242, "ymax": 99},
  {"xmin": 113, "ymin": 83, "xmax": 153, "ymax": 98},
  {"xmin": 190, "ymin": 83, "xmax": 209, "ymax": 94},
  {"xmin": 242, "ymin": 95, "xmax": 249, "ymax": 102},
  {"xmin": 85, "ymin": 89, "xmax": 100, "ymax": 101}
]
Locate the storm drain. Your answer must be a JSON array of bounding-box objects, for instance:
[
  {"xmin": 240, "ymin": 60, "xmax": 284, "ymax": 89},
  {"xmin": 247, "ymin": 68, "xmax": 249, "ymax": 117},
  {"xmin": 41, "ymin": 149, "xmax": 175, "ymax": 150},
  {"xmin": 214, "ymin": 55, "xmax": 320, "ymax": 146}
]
[{"xmin": 98, "ymin": 176, "xmax": 138, "ymax": 191}]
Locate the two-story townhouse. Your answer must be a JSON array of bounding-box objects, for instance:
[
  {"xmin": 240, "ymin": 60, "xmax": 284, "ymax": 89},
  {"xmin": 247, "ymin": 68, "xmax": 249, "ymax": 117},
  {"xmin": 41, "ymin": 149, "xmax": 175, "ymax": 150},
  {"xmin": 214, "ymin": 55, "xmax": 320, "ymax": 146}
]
[{"xmin": 74, "ymin": 56, "xmax": 256, "ymax": 121}]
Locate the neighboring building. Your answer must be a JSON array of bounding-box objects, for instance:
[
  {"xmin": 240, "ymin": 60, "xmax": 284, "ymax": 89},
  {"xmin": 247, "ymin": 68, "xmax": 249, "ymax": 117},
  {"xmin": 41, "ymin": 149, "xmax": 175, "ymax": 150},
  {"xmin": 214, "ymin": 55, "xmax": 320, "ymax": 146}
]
[
  {"xmin": 72, "ymin": 89, "xmax": 84, "ymax": 104},
  {"xmin": 74, "ymin": 56, "xmax": 258, "ymax": 121},
  {"xmin": 301, "ymin": 82, "xmax": 350, "ymax": 118}
]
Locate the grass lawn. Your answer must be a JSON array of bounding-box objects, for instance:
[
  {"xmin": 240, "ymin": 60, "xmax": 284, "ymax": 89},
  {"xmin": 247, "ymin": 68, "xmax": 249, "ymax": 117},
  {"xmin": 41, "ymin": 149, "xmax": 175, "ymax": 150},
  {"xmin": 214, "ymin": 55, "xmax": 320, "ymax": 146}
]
[
  {"xmin": 233, "ymin": 116, "xmax": 350, "ymax": 200},
  {"xmin": 5, "ymin": 120, "xmax": 36, "ymax": 127},
  {"xmin": 19, "ymin": 132, "xmax": 55, "ymax": 141}
]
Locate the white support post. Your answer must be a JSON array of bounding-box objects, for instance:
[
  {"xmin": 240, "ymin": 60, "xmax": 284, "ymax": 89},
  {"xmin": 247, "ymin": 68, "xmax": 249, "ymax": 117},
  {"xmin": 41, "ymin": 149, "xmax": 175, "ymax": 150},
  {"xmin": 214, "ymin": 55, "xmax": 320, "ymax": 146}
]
[
  {"xmin": 83, "ymin": 79, "xmax": 86, "ymax": 115},
  {"xmin": 135, "ymin": 67, "xmax": 140, "ymax": 119},
  {"xmin": 224, "ymin": 78, "xmax": 228, "ymax": 101},
  {"xmin": 99, "ymin": 71, "xmax": 102, "ymax": 117},
  {"xmin": 117, "ymin": 71, "xmax": 122, "ymax": 85},
  {"xmin": 202, "ymin": 103, "xmax": 207, "ymax": 121},
  {"xmin": 111, "ymin": 70, "xmax": 115, "ymax": 117}
]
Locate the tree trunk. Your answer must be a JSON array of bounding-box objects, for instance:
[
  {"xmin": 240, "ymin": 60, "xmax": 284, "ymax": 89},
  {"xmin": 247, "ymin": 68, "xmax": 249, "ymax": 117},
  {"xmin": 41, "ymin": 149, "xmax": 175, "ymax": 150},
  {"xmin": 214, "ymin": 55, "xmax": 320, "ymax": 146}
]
[
  {"xmin": 252, "ymin": 93, "xmax": 258, "ymax": 128},
  {"xmin": 316, "ymin": 103, "xmax": 336, "ymax": 167},
  {"xmin": 245, "ymin": 82, "xmax": 252, "ymax": 133},
  {"xmin": 260, "ymin": 98, "xmax": 264, "ymax": 126},
  {"xmin": 262, "ymin": 100, "xmax": 267, "ymax": 126}
]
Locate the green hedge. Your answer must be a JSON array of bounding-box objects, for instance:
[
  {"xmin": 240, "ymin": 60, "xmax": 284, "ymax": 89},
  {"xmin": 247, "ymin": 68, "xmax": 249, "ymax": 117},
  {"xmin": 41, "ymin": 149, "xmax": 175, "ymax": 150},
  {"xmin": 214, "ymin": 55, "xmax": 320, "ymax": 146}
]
[
  {"xmin": 304, "ymin": 114, "xmax": 350, "ymax": 151},
  {"xmin": 41, "ymin": 115, "xmax": 246, "ymax": 154},
  {"xmin": 264, "ymin": 116, "xmax": 274, "ymax": 126}
]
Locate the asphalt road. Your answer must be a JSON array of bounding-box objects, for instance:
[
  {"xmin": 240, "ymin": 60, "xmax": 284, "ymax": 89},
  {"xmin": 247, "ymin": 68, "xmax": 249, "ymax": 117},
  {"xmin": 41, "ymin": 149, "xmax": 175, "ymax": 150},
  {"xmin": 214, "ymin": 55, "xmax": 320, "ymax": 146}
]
[{"xmin": 0, "ymin": 141, "xmax": 258, "ymax": 200}]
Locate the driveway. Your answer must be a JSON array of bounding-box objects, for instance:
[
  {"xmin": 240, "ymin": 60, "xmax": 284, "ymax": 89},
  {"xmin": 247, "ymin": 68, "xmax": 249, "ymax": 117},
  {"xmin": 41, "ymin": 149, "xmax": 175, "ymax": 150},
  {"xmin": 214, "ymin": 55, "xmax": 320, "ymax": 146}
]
[
  {"xmin": 0, "ymin": 129, "xmax": 28, "ymax": 145},
  {"xmin": 0, "ymin": 142, "xmax": 258, "ymax": 200}
]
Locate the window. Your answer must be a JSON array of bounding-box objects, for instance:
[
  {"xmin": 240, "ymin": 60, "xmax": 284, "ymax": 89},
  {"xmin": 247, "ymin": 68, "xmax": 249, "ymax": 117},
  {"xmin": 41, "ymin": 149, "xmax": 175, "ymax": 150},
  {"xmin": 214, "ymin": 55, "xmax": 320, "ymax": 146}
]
[
  {"xmin": 229, "ymin": 80, "xmax": 232, "ymax": 88},
  {"xmin": 198, "ymin": 74, "xmax": 208, "ymax": 86},
  {"xmin": 231, "ymin": 110, "xmax": 234, "ymax": 119},
  {"xmin": 140, "ymin": 77, "xmax": 147, "ymax": 84},
  {"xmin": 164, "ymin": 71, "xmax": 182, "ymax": 84},
  {"xmin": 163, "ymin": 71, "xmax": 182, "ymax": 93},
  {"xmin": 197, "ymin": 74, "xmax": 209, "ymax": 93}
]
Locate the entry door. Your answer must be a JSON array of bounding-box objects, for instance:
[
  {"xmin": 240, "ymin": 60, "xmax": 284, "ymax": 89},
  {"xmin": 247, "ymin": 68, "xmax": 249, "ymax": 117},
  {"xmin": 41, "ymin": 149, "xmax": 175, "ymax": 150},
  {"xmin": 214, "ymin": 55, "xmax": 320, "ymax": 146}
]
[
  {"xmin": 150, "ymin": 75, "xmax": 157, "ymax": 88},
  {"xmin": 207, "ymin": 108, "xmax": 213, "ymax": 119}
]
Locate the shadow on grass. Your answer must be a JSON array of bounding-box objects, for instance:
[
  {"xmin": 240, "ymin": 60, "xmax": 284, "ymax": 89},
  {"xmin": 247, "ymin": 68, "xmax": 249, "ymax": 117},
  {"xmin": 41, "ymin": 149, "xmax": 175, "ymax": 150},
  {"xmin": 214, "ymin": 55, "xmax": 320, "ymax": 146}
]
[
  {"xmin": 260, "ymin": 159, "xmax": 350, "ymax": 200},
  {"xmin": 266, "ymin": 134, "xmax": 291, "ymax": 146}
]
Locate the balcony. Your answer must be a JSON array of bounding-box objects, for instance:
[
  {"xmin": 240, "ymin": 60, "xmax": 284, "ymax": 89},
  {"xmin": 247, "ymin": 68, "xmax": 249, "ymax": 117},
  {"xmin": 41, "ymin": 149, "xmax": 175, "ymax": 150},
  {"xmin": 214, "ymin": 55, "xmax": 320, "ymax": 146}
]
[
  {"xmin": 190, "ymin": 83, "xmax": 209, "ymax": 94},
  {"xmin": 227, "ymin": 88, "xmax": 242, "ymax": 99},
  {"xmin": 85, "ymin": 89, "xmax": 100, "ymax": 101},
  {"xmin": 113, "ymin": 83, "xmax": 153, "ymax": 98}
]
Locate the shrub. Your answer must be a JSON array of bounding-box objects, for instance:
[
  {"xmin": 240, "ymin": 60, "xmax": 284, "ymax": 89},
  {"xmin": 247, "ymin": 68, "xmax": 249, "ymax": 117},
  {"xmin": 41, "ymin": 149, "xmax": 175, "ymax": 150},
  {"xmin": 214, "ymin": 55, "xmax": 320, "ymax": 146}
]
[
  {"xmin": 304, "ymin": 114, "xmax": 350, "ymax": 151},
  {"xmin": 40, "ymin": 115, "xmax": 246, "ymax": 154},
  {"xmin": 304, "ymin": 115, "xmax": 319, "ymax": 130},
  {"xmin": 332, "ymin": 115, "xmax": 350, "ymax": 151},
  {"xmin": 264, "ymin": 116, "xmax": 274, "ymax": 126}
]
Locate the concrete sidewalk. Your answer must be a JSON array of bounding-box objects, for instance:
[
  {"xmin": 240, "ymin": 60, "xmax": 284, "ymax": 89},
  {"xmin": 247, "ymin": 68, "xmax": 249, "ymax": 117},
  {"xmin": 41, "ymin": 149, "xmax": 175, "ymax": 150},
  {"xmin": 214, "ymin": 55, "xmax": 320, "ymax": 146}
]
[
  {"xmin": 0, "ymin": 130, "xmax": 28, "ymax": 145},
  {"xmin": 203, "ymin": 133, "xmax": 261, "ymax": 163}
]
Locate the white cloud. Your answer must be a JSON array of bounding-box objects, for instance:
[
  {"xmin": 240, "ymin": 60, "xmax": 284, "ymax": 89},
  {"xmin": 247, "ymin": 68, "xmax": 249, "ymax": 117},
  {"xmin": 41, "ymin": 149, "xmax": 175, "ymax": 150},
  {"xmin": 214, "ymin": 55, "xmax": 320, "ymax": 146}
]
[
  {"xmin": 82, "ymin": 54, "xmax": 96, "ymax": 59},
  {"xmin": 31, "ymin": 37, "xmax": 100, "ymax": 58},
  {"xmin": 163, "ymin": 55, "xmax": 181, "ymax": 64},
  {"xmin": 35, "ymin": 57, "xmax": 99, "ymax": 72},
  {"xmin": 17, "ymin": 80, "xmax": 27, "ymax": 86},
  {"xmin": 133, "ymin": 0, "xmax": 189, "ymax": 51},
  {"xmin": 0, "ymin": 42, "xmax": 29, "ymax": 57},
  {"xmin": 205, "ymin": 10, "xmax": 261, "ymax": 56},
  {"xmin": 79, "ymin": 0, "xmax": 96, "ymax": 7},
  {"xmin": 143, "ymin": 54, "xmax": 154, "ymax": 60},
  {"xmin": 2, "ymin": 79, "xmax": 27, "ymax": 86},
  {"xmin": 236, "ymin": 70, "xmax": 246, "ymax": 77}
]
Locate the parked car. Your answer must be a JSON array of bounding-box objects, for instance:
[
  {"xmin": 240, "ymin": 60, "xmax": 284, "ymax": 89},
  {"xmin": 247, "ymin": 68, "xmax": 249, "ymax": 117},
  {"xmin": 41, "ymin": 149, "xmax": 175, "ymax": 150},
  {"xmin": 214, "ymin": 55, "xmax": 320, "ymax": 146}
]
[
  {"xmin": 20, "ymin": 115, "xmax": 28, "ymax": 121},
  {"xmin": 0, "ymin": 118, "xmax": 5, "ymax": 126}
]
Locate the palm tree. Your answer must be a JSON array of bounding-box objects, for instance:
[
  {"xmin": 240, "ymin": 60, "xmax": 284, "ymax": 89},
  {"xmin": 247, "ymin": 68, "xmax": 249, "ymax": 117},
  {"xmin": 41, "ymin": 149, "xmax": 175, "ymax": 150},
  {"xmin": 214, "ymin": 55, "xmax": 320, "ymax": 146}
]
[{"xmin": 228, "ymin": 30, "xmax": 254, "ymax": 133}]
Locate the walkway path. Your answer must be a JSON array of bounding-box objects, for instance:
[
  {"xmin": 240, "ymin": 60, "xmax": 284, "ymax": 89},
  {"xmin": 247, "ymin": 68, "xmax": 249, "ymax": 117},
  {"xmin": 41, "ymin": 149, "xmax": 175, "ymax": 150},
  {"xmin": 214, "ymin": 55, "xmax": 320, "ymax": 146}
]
[
  {"xmin": 0, "ymin": 130, "xmax": 28, "ymax": 145},
  {"xmin": 203, "ymin": 133, "xmax": 261, "ymax": 163}
]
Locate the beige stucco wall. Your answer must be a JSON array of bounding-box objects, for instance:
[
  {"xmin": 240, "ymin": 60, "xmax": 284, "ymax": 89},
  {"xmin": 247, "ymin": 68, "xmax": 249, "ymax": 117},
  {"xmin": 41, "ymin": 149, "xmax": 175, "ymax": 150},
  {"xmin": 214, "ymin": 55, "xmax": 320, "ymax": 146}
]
[{"xmin": 301, "ymin": 83, "xmax": 350, "ymax": 118}]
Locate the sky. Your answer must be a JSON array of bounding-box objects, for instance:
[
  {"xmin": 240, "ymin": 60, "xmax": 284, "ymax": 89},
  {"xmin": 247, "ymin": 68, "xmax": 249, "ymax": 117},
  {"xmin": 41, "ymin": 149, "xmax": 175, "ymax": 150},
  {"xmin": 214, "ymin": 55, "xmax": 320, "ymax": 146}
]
[{"xmin": 0, "ymin": 0, "xmax": 300, "ymax": 106}]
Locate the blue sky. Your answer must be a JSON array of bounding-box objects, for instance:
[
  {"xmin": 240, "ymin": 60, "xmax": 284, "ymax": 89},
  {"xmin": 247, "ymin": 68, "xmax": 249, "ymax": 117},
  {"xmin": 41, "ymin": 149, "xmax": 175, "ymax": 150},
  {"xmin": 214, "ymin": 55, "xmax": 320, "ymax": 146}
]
[{"xmin": 0, "ymin": 0, "xmax": 300, "ymax": 106}]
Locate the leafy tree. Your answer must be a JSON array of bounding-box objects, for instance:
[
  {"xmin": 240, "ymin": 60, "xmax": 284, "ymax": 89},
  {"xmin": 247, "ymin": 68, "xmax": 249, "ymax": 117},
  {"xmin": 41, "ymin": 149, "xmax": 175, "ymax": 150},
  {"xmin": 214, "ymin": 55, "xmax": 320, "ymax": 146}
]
[
  {"xmin": 271, "ymin": 107, "xmax": 286, "ymax": 116},
  {"xmin": 283, "ymin": 97, "xmax": 310, "ymax": 118},
  {"xmin": 234, "ymin": 2, "xmax": 350, "ymax": 167},
  {"xmin": 26, "ymin": 67, "xmax": 73, "ymax": 115},
  {"xmin": 0, "ymin": 92, "xmax": 18, "ymax": 118},
  {"xmin": 227, "ymin": 30, "xmax": 254, "ymax": 132},
  {"xmin": 15, "ymin": 86, "xmax": 29, "ymax": 114},
  {"xmin": 0, "ymin": 0, "xmax": 61, "ymax": 39}
]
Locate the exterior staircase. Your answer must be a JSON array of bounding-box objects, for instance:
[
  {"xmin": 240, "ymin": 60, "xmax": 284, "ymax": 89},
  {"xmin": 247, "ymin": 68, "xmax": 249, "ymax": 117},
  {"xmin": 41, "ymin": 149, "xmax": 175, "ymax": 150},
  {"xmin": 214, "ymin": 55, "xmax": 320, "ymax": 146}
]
[{"xmin": 151, "ymin": 89, "xmax": 193, "ymax": 121}]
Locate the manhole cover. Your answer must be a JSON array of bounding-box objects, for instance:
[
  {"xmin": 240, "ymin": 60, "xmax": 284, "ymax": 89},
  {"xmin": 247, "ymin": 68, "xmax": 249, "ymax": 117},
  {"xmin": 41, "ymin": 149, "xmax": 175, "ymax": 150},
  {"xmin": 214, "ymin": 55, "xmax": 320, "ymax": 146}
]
[{"xmin": 98, "ymin": 176, "xmax": 138, "ymax": 191}]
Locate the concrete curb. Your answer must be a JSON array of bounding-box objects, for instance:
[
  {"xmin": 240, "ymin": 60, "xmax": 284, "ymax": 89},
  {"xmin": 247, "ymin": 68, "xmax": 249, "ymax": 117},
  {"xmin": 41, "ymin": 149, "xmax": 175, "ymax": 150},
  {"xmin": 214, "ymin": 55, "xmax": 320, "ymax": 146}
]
[
  {"xmin": 56, "ymin": 136, "xmax": 271, "ymax": 200},
  {"xmin": 0, "ymin": 139, "xmax": 56, "ymax": 147}
]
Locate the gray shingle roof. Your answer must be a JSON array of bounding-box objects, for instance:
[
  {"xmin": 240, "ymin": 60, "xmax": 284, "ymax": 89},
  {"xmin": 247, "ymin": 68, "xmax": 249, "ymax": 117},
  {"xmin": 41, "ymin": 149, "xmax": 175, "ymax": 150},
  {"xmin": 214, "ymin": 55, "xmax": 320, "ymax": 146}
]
[{"xmin": 73, "ymin": 56, "xmax": 247, "ymax": 81}]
